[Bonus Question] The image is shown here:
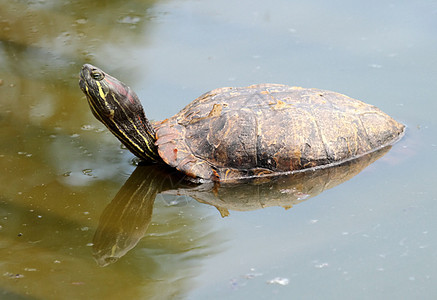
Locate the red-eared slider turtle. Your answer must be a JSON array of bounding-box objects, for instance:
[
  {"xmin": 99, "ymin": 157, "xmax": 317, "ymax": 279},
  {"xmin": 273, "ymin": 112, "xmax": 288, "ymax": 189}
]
[{"xmin": 79, "ymin": 64, "xmax": 405, "ymax": 182}]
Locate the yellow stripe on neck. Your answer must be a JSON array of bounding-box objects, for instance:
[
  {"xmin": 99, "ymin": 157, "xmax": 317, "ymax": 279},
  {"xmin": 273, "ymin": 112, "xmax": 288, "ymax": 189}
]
[{"xmin": 96, "ymin": 81, "xmax": 107, "ymax": 100}]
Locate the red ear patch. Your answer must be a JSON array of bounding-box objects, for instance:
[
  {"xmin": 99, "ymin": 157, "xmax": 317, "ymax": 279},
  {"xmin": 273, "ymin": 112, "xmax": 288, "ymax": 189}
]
[
  {"xmin": 105, "ymin": 77, "xmax": 129, "ymax": 98},
  {"xmin": 126, "ymin": 92, "xmax": 136, "ymax": 104}
]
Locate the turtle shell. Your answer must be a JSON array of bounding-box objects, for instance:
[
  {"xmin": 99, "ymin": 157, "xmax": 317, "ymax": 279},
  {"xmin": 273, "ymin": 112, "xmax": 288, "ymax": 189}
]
[{"xmin": 155, "ymin": 84, "xmax": 404, "ymax": 181}]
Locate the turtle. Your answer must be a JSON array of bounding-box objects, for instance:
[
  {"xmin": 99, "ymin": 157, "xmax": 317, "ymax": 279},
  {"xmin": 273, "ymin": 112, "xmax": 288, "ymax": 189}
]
[{"xmin": 79, "ymin": 64, "xmax": 405, "ymax": 182}]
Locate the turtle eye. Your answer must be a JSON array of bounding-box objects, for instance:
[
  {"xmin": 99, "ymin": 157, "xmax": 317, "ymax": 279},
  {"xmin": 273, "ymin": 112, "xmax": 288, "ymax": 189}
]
[{"xmin": 91, "ymin": 70, "xmax": 104, "ymax": 81}]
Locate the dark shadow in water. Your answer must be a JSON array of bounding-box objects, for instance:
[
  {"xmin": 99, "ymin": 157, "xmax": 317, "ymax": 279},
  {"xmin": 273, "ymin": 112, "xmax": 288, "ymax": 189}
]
[{"xmin": 93, "ymin": 146, "xmax": 391, "ymax": 266}]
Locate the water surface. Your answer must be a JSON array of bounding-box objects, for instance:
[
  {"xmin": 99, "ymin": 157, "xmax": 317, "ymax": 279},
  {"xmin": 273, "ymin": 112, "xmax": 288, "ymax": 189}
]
[{"xmin": 0, "ymin": 0, "xmax": 436, "ymax": 299}]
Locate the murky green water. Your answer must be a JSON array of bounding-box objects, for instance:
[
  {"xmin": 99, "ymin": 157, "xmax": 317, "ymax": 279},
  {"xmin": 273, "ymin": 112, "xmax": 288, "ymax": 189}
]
[{"xmin": 1, "ymin": 0, "xmax": 436, "ymax": 299}]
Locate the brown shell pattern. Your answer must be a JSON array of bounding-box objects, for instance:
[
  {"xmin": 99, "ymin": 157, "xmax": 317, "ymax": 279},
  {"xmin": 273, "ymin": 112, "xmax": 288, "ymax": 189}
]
[{"xmin": 155, "ymin": 84, "xmax": 405, "ymax": 181}]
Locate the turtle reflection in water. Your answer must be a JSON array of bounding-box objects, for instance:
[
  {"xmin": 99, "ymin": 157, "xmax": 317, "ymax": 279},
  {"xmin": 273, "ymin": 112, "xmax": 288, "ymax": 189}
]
[{"xmin": 93, "ymin": 146, "xmax": 391, "ymax": 266}]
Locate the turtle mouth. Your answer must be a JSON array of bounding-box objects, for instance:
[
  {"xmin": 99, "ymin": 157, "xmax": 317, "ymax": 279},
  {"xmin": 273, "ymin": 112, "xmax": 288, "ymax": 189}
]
[
  {"xmin": 79, "ymin": 64, "xmax": 91, "ymax": 79},
  {"xmin": 78, "ymin": 76, "xmax": 87, "ymax": 93},
  {"xmin": 78, "ymin": 64, "xmax": 91, "ymax": 93},
  {"xmin": 78, "ymin": 64, "xmax": 108, "ymax": 118}
]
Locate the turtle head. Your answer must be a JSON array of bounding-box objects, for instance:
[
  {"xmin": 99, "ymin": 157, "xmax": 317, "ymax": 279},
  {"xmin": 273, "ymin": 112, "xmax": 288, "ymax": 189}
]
[{"xmin": 79, "ymin": 64, "xmax": 159, "ymax": 162}]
